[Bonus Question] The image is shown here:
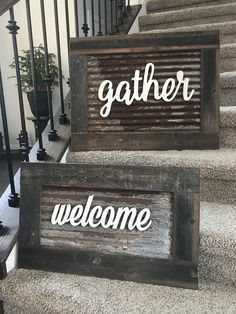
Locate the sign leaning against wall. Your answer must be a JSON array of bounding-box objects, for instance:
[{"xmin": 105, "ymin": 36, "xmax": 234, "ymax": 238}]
[{"xmin": 69, "ymin": 31, "xmax": 220, "ymax": 151}]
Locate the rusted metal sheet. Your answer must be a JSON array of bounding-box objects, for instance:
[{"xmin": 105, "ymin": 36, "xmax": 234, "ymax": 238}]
[
  {"xmin": 40, "ymin": 187, "xmax": 173, "ymax": 259},
  {"xmin": 19, "ymin": 163, "xmax": 200, "ymax": 289},
  {"xmin": 87, "ymin": 51, "xmax": 201, "ymax": 132},
  {"xmin": 70, "ymin": 31, "xmax": 220, "ymax": 151}
]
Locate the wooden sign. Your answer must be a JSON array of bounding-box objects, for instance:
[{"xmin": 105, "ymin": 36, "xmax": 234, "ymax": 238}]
[
  {"xmin": 69, "ymin": 31, "xmax": 220, "ymax": 151},
  {"xmin": 19, "ymin": 163, "xmax": 200, "ymax": 289}
]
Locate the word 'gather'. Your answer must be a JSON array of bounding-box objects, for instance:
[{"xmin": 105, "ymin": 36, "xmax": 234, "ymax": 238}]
[{"xmin": 98, "ymin": 62, "xmax": 195, "ymax": 117}]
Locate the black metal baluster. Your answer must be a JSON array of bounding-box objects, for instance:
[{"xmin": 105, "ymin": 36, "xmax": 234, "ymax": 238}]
[
  {"xmin": 97, "ymin": 0, "xmax": 103, "ymax": 36},
  {"xmin": 65, "ymin": 0, "xmax": 70, "ymax": 54},
  {"xmin": 54, "ymin": 0, "xmax": 68, "ymax": 124},
  {"xmin": 6, "ymin": 7, "xmax": 30, "ymax": 161},
  {"xmin": 0, "ymin": 67, "xmax": 20, "ymax": 207},
  {"xmin": 74, "ymin": 0, "xmax": 79, "ymax": 37},
  {"xmin": 40, "ymin": 0, "xmax": 58, "ymax": 141},
  {"xmin": 25, "ymin": 0, "xmax": 47, "ymax": 160},
  {"xmin": 91, "ymin": 0, "xmax": 95, "ymax": 36},
  {"xmin": 104, "ymin": 0, "xmax": 108, "ymax": 35},
  {"xmin": 82, "ymin": 0, "xmax": 89, "ymax": 36},
  {"xmin": 127, "ymin": 0, "xmax": 131, "ymax": 15},
  {"xmin": 113, "ymin": 0, "xmax": 119, "ymax": 33},
  {"xmin": 109, "ymin": 0, "xmax": 114, "ymax": 35},
  {"xmin": 118, "ymin": 0, "xmax": 124, "ymax": 25},
  {"xmin": 123, "ymin": 0, "xmax": 127, "ymax": 18}
]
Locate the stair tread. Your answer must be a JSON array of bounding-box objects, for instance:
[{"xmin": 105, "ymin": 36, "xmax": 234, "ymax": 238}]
[
  {"xmin": 140, "ymin": 3, "xmax": 236, "ymax": 28},
  {"xmin": 221, "ymin": 43, "xmax": 236, "ymax": 59},
  {"xmin": 67, "ymin": 148, "xmax": 236, "ymax": 181},
  {"xmin": 141, "ymin": 21, "xmax": 236, "ymax": 36},
  {"xmin": 146, "ymin": 0, "xmax": 236, "ymax": 14},
  {"xmin": 0, "ymin": 201, "xmax": 235, "ymax": 313},
  {"xmin": 220, "ymin": 106, "xmax": 236, "ymax": 127},
  {"xmin": 221, "ymin": 71, "xmax": 236, "ymax": 88}
]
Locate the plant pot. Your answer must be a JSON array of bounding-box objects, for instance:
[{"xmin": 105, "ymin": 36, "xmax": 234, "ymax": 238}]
[{"xmin": 27, "ymin": 90, "xmax": 51, "ymax": 117}]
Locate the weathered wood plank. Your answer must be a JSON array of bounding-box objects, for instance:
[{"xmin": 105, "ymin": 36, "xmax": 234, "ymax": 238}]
[
  {"xmin": 19, "ymin": 247, "xmax": 198, "ymax": 289},
  {"xmin": 20, "ymin": 163, "xmax": 200, "ymax": 193},
  {"xmin": 71, "ymin": 132, "xmax": 219, "ymax": 151},
  {"xmin": 70, "ymin": 31, "xmax": 220, "ymax": 54}
]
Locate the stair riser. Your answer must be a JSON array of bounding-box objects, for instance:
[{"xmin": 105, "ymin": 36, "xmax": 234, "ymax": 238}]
[
  {"xmin": 146, "ymin": 0, "xmax": 236, "ymax": 14},
  {"xmin": 221, "ymin": 57, "xmax": 236, "ymax": 72},
  {"xmin": 221, "ymin": 34, "xmax": 236, "ymax": 45},
  {"xmin": 220, "ymin": 88, "xmax": 236, "ymax": 106},
  {"xmin": 140, "ymin": 14, "xmax": 236, "ymax": 32},
  {"xmin": 201, "ymin": 178, "xmax": 236, "ymax": 204},
  {"xmin": 220, "ymin": 128, "xmax": 236, "ymax": 148}
]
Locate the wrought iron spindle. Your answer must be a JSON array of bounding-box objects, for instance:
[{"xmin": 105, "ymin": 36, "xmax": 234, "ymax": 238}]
[
  {"xmin": 74, "ymin": 0, "xmax": 79, "ymax": 37},
  {"xmin": 6, "ymin": 7, "xmax": 30, "ymax": 161},
  {"xmin": 113, "ymin": 0, "xmax": 119, "ymax": 33},
  {"xmin": 82, "ymin": 0, "xmax": 89, "ymax": 36},
  {"xmin": 91, "ymin": 0, "xmax": 95, "ymax": 36},
  {"xmin": 97, "ymin": 0, "xmax": 103, "ymax": 36},
  {"xmin": 25, "ymin": 0, "xmax": 47, "ymax": 160},
  {"xmin": 104, "ymin": 0, "xmax": 108, "ymax": 35},
  {"xmin": 65, "ymin": 0, "xmax": 70, "ymax": 54},
  {"xmin": 40, "ymin": 0, "xmax": 58, "ymax": 141},
  {"xmin": 0, "ymin": 67, "xmax": 19, "ymax": 207},
  {"xmin": 123, "ymin": 0, "xmax": 128, "ymax": 18},
  {"xmin": 54, "ymin": 0, "xmax": 68, "ymax": 124},
  {"xmin": 127, "ymin": 0, "xmax": 131, "ymax": 15},
  {"xmin": 118, "ymin": 0, "xmax": 124, "ymax": 25},
  {"xmin": 109, "ymin": 0, "xmax": 114, "ymax": 35}
]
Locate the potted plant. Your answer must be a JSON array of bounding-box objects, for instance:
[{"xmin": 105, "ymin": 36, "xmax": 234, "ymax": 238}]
[{"xmin": 9, "ymin": 44, "xmax": 60, "ymax": 117}]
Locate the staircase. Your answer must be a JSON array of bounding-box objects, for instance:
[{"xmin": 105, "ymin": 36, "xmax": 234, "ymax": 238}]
[
  {"xmin": 64, "ymin": 0, "xmax": 236, "ymax": 312},
  {"xmin": 1, "ymin": 1, "xmax": 236, "ymax": 313}
]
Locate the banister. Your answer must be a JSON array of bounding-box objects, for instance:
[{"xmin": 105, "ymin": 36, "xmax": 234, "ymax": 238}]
[{"xmin": 0, "ymin": 0, "xmax": 20, "ymax": 16}]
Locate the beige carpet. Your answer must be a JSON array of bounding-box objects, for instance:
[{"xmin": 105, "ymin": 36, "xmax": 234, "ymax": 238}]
[{"xmin": 0, "ymin": 202, "xmax": 235, "ymax": 314}]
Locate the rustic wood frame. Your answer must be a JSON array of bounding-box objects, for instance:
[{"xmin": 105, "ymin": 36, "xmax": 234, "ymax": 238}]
[
  {"xmin": 19, "ymin": 162, "xmax": 200, "ymax": 289},
  {"xmin": 69, "ymin": 31, "xmax": 220, "ymax": 151}
]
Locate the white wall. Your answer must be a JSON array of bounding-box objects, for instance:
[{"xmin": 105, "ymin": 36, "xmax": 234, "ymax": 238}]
[{"xmin": 0, "ymin": 0, "xmax": 79, "ymax": 149}]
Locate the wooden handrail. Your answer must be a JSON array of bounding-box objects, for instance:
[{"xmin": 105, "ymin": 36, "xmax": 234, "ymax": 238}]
[{"xmin": 0, "ymin": 0, "xmax": 20, "ymax": 16}]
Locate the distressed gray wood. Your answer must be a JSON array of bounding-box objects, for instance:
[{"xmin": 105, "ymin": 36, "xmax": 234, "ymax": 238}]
[
  {"xmin": 21, "ymin": 163, "xmax": 200, "ymax": 193},
  {"xmin": 70, "ymin": 56, "xmax": 88, "ymax": 133},
  {"xmin": 19, "ymin": 162, "xmax": 200, "ymax": 289},
  {"xmin": 201, "ymin": 48, "xmax": 220, "ymax": 135}
]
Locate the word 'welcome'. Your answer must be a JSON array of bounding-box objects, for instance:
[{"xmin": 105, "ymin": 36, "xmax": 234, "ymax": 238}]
[
  {"xmin": 98, "ymin": 62, "xmax": 195, "ymax": 117},
  {"xmin": 51, "ymin": 195, "xmax": 152, "ymax": 231}
]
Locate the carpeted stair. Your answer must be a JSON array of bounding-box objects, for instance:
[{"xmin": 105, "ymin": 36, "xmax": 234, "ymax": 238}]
[
  {"xmin": 0, "ymin": 202, "xmax": 235, "ymax": 313},
  {"xmin": 1, "ymin": 1, "xmax": 236, "ymax": 313}
]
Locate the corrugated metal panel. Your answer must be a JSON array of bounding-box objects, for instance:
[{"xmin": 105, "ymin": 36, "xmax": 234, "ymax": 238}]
[
  {"xmin": 40, "ymin": 186, "xmax": 174, "ymax": 259},
  {"xmin": 87, "ymin": 51, "xmax": 201, "ymax": 132}
]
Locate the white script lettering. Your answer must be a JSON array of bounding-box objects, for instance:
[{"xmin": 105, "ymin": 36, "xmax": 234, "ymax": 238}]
[
  {"xmin": 98, "ymin": 62, "xmax": 195, "ymax": 117},
  {"xmin": 51, "ymin": 195, "xmax": 152, "ymax": 231}
]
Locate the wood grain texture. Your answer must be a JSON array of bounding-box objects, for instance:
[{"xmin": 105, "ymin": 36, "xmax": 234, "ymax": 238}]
[
  {"xmin": 19, "ymin": 162, "xmax": 200, "ymax": 289},
  {"xmin": 19, "ymin": 246, "xmax": 198, "ymax": 289},
  {"xmin": 70, "ymin": 31, "xmax": 220, "ymax": 55}
]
